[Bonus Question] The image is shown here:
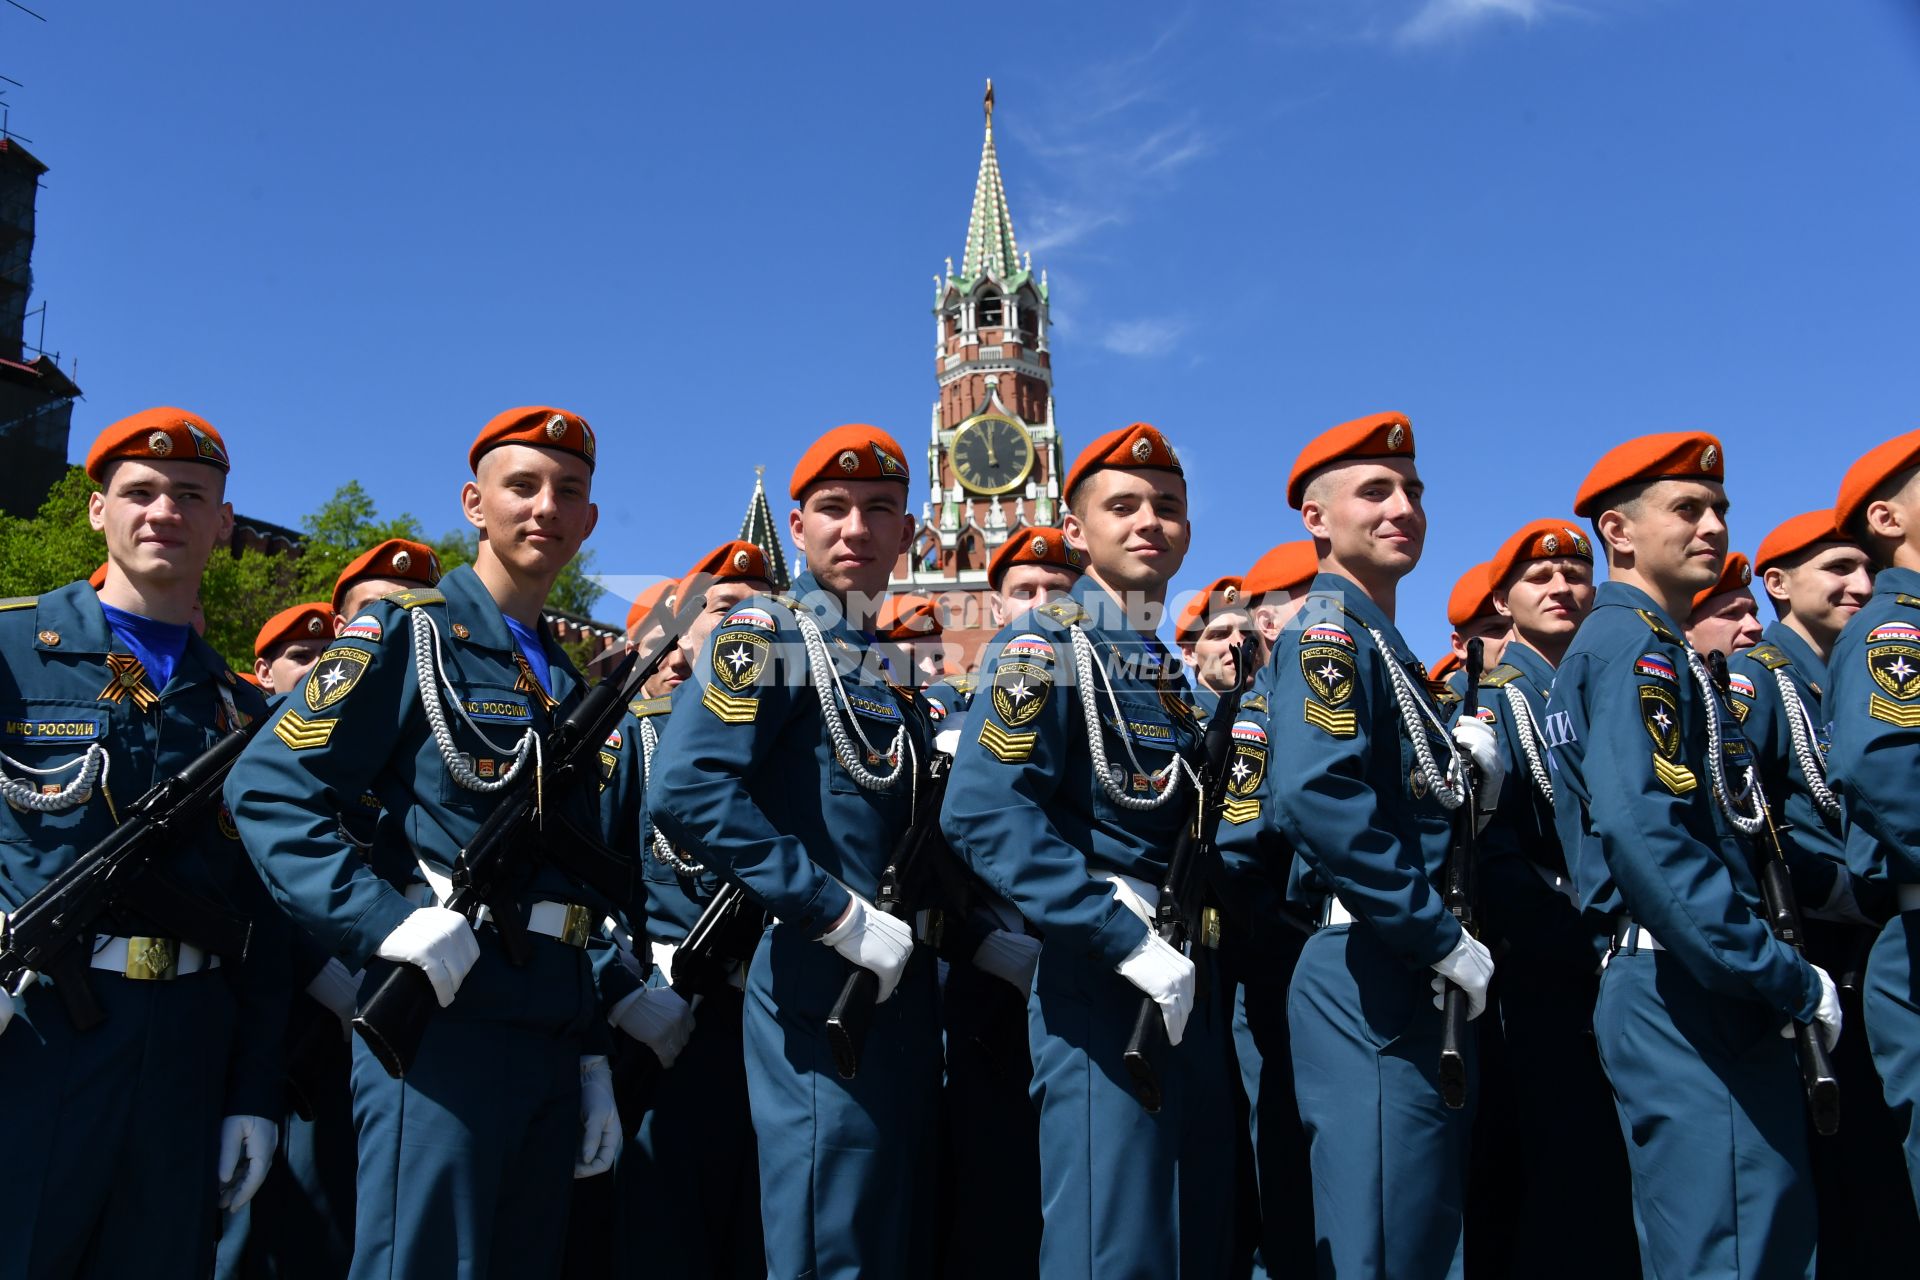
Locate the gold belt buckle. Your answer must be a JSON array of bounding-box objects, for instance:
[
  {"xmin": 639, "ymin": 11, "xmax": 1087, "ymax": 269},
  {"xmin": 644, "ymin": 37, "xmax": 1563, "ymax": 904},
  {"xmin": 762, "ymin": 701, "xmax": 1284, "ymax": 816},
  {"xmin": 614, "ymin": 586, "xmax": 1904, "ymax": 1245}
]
[
  {"xmin": 559, "ymin": 904, "xmax": 594, "ymax": 949},
  {"xmin": 124, "ymin": 937, "xmax": 180, "ymax": 981},
  {"xmin": 1198, "ymin": 906, "xmax": 1223, "ymax": 951}
]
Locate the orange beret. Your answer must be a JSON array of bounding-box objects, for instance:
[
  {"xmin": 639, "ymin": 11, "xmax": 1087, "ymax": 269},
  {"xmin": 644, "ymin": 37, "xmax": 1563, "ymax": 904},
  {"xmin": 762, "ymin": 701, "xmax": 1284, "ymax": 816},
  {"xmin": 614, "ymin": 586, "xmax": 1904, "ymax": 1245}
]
[
  {"xmin": 987, "ymin": 526, "xmax": 1086, "ymax": 589},
  {"xmin": 88, "ymin": 562, "xmax": 109, "ymax": 590},
  {"xmin": 1446, "ymin": 562, "xmax": 1499, "ymax": 628},
  {"xmin": 624, "ymin": 579, "xmax": 674, "ymax": 638},
  {"xmin": 679, "ymin": 540, "xmax": 773, "ymax": 599},
  {"xmin": 1487, "ymin": 518, "xmax": 1592, "ymax": 590},
  {"xmin": 468, "ymin": 406, "xmax": 597, "ymax": 474},
  {"xmin": 1834, "ymin": 429, "xmax": 1920, "ymax": 536},
  {"xmin": 1175, "ymin": 576, "xmax": 1247, "ymax": 644},
  {"xmin": 1062, "ymin": 423, "xmax": 1183, "ymax": 504},
  {"xmin": 1242, "ymin": 540, "xmax": 1318, "ymax": 599},
  {"xmin": 1756, "ymin": 510, "xmax": 1850, "ymax": 573},
  {"xmin": 238, "ymin": 670, "xmax": 263, "ymax": 689},
  {"xmin": 254, "ymin": 602, "xmax": 333, "ymax": 659},
  {"xmin": 876, "ymin": 594, "xmax": 943, "ymax": 641},
  {"xmin": 789, "ymin": 424, "xmax": 910, "ymax": 499},
  {"xmin": 1286, "ymin": 412, "xmax": 1413, "ymax": 510},
  {"xmin": 1573, "ymin": 431, "xmax": 1723, "ymax": 518},
  {"xmin": 1691, "ymin": 552, "xmax": 1753, "ymax": 613},
  {"xmin": 1429, "ymin": 651, "xmax": 1463, "ymax": 684},
  {"xmin": 85, "ymin": 407, "xmax": 230, "ymax": 483},
  {"xmin": 332, "ymin": 538, "xmax": 442, "ymax": 615}
]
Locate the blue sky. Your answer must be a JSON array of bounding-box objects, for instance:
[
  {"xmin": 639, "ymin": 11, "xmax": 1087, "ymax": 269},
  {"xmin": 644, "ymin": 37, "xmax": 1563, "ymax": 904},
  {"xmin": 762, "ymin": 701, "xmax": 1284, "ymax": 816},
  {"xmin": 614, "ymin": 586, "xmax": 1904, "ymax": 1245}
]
[{"xmin": 8, "ymin": 2, "xmax": 1919, "ymax": 658}]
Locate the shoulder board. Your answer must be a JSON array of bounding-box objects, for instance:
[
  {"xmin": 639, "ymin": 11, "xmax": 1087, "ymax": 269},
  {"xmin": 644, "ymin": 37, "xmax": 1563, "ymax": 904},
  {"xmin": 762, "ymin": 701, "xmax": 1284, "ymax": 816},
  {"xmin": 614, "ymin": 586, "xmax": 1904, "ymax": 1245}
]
[
  {"xmin": 1897, "ymin": 594, "xmax": 1920, "ymax": 611},
  {"xmin": 0, "ymin": 595, "xmax": 38, "ymax": 612},
  {"xmin": 1635, "ymin": 609, "xmax": 1681, "ymax": 643},
  {"xmin": 765, "ymin": 592, "xmax": 802, "ymax": 612},
  {"xmin": 949, "ymin": 673, "xmax": 976, "ymax": 694},
  {"xmin": 1743, "ymin": 642, "xmax": 1791, "ymax": 671},
  {"xmin": 382, "ymin": 587, "xmax": 445, "ymax": 610},
  {"xmin": 1036, "ymin": 599, "xmax": 1088, "ymax": 627},
  {"xmin": 1429, "ymin": 683, "xmax": 1463, "ymax": 706},
  {"xmin": 1479, "ymin": 663, "xmax": 1523, "ymax": 688},
  {"xmin": 1243, "ymin": 693, "xmax": 1268, "ymax": 714},
  {"xmin": 628, "ymin": 695, "xmax": 673, "ymax": 718}
]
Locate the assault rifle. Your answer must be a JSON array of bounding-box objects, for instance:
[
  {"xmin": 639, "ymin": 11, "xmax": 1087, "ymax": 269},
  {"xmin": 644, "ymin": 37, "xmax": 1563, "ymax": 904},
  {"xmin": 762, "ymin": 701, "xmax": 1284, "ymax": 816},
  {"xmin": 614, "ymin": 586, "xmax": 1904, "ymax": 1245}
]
[
  {"xmin": 1707, "ymin": 649, "xmax": 1841, "ymax": 1136},
  {"xmin": 0, "ymin": 721, "xmax": 261, "ymax": 1030},
  {"xmin": 1438, "ymin": 637, "xmax": 1486, "ymax": 1109},
  {"xmin": 1122, "ymin": 637, "xmax": 1256, "ymax": 1113},
  {"xmin": 353, "ymin": 597, "xmax": 699, "ymax": 1079}
]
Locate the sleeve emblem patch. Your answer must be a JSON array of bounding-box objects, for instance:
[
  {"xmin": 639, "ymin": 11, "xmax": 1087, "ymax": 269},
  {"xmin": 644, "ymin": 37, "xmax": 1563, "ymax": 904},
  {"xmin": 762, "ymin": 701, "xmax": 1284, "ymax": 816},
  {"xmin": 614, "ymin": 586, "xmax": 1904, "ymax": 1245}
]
[
  {"xmin": 1634, "ymin": 653, "xmax": 1678, "ymax": 684},
  {"xmin": 1303, "ymin": 699, "xmax": 1357, "ymax": 738},
  {"xmin": 1301, "ymin": 623, "xmax": 1354, "ymax": 649},
  {"xmin": 1300, "ymin": 644, "xmax": 1356, "ymax": 707},
  {"xmin": 978, "ymin": 720, "xmax": 1038, "ymax": 763},
  {"xmin": 712, "ymin": 629, "xmax": 771, "ymax": 693},
  {"xmin": 702, "ymin": 684, "xmax": 759, "ymax": 725},
  {"xmin": 339, "ymin": 615, "xmax": 383, "ymax": 642},
  {"xmin": 273, "ymin": 708, "xmax": 337, "ymax": 750},
  {"xmin": 1226, "ymin": 727, "xmax": 1267, "ymax": 799},
  {"xmin": 722, "ymin": 607, "xmax": 776, "ymax": 631},
  {"xmin": 1868, "ymin": 643, "xmax": 1920, "ymax": 702},
  {"xmin": 304, "ymin": 647, "xmax": 372, "ymax": 713},
  {"xmin": 1639, "ymin": 683, "xmax": 1684, "ymax": 759},
  {"xmin": 991, "ymin": 653, "xmax": 1054, "ymax": 729}
]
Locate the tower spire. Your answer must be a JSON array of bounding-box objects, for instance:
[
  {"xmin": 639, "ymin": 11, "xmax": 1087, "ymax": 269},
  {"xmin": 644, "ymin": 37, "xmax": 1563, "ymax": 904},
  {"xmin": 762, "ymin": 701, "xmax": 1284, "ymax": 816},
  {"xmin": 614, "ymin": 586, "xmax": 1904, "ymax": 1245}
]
[
  {"xmin": 960, "ymin": 78, "xmax": 1020, "ymax": 283},
  {"xmin": 738, "ymin": 465, "xmax": 791, "ymax": 591}
]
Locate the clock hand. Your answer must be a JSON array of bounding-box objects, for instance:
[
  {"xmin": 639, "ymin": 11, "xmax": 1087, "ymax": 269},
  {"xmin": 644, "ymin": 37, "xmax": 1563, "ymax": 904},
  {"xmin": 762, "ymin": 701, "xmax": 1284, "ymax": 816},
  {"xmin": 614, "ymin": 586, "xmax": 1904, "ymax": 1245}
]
[{"xmin": 985, "ymin": 432, "xmax": 999, "ymax": 468}]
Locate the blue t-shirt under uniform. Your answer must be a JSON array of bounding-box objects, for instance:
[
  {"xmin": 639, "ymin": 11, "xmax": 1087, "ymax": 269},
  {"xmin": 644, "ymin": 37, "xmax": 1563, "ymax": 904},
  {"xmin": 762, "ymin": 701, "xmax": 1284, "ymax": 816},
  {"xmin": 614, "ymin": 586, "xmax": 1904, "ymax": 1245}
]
[
  {"xmin": 99, "ymin": 601, "xmax": 191, "ymax": 692},
  {"xmin": 503, "ymin": 615, "xmax": 552, "ymax": 697}
]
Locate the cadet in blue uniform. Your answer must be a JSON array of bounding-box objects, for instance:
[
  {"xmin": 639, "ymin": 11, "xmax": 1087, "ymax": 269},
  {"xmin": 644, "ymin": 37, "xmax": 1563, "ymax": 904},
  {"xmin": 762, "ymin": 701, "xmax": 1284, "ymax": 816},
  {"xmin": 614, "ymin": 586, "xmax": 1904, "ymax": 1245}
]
[
  {"xmin": 1218, "ymin": 538, "xmax": 1318, "ymax": 1280},
  {"xmin": 1827, "ymin": 428, "xmax": 1920, "ymax": 1219},
  {"xmin": 1241, "ymin": 412, "xmax": 1500, "ymax": 1280},
  {"xmin": 1547, "ymin": 432, "xmax": 1840, "ymax": 1280},
  {"xmin": 0, "ymin": 408, "xmax": 287, "ymax": 1277},
  {"xmin": 1471, "ymin": 519, "xmax": 1636, "ymax": 1279},
  {"xmin": 605, "ymin": 539, "xmax": 773, "ymax": 1280},
  {"xmin": 1686, "ymin": 551, "xmax": 1765, "ymax": 658},
  {"xmin": 226, "ymin": 407, "xmax": 631, "ymax": 1280},
  {"xmin": 650, "ymin": 424, "xmax": 941, "ymax": 1280},
  {"xmin": 1731, "ymin": 508, "xmax": 1919, "ymax": 1274},
  {"xmin": 1175, "ymin": 575, "xmax": 1251, "ymax": 720},
  {"xmin": 1440, "ymin": 562, "xmax": 1507, "ymax": 702},
  {"xmin": 941, "ymin": 422, "xmax": 1233, "ymax": 1280}
]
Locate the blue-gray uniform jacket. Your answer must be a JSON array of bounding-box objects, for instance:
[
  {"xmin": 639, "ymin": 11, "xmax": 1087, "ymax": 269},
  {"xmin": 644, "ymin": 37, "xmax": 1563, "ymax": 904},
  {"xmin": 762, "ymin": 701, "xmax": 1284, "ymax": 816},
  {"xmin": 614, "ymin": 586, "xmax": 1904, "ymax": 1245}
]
[
  {"xmin": 1829, "ymin": 568, "xmax": 1920, "ymax": 887},
  {"xmin": 223, "ymin": 565, "xmax": 636, "ymax": 1040},
  {"xmin": 1726, "ymin": 622, "xmax": 1846, "ymax": 909},
  {"xmin": 1250, "ymin": 572, "xmax": 1460, "ymax": 964},
  {"xmin": 648, "ymin": 572, "xmax": 925, "ymax": 937},
  {"xmin": 600, "ymin": 692, "xmax": 733, "ymax": 945},
  {"xmin": 0, "ymin": 581, "xmax": 288, "ymax": 1117},
  {"xmin": 1213, "ymin": 684, "xmax": 1310, "ymax": 967},
  {"xmin": 1545, "ymin": 581, "xmax": 1819, "ymax": 1021},
  {"xmin": 923, "ymin": 671, "xmax": 975, "ymax": 734},
  {"xmin": 939, "ymin": 575, "xmax": 1200, "ymax": 969}
]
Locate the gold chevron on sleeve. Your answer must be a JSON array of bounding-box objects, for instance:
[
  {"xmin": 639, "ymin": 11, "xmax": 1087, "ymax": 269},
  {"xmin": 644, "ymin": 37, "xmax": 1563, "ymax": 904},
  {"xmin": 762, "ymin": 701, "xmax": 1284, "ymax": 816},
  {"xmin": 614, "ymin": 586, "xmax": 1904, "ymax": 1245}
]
[
  {"xmin": 1869, "ymin": 693, "xmax": 1920, "ymax": 728},
  {"xmin": 1221, "ymin": 797, "xmax": 1262, "ymax": 825},
  {"xmin": 702, "ymin": 684, "xmax": 759, "ymax": 725},
  {"xmin": 978, "ymin": 721, "xmax": 1038, "ymax": 764},
  {"xmin": 1302, "ymin": 699, "xmax": 1356, "ymax": 739},
  {"xmin": 272, "ymin": 710, "xmax": 337, "ymax": 751},
  {"xmin": 1652, "ymin": 754, "xmax": 1698, "ymax": 796}
]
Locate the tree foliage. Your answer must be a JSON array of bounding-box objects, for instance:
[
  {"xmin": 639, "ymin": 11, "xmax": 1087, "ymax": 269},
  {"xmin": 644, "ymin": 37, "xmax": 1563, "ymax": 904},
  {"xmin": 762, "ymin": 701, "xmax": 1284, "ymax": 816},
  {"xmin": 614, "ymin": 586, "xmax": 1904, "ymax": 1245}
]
[{"xmin": 0, "ymin": 468, "xmax": 607, "ymax": 675}]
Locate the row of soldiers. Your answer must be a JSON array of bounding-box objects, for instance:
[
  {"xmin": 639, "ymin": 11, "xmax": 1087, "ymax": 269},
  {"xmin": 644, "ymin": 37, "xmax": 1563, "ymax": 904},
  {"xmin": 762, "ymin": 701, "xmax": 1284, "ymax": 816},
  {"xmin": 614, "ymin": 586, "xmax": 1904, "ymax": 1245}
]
[{"xmin": 7, "ymin": 404, "xmax": 1920, "ymax": 1279}]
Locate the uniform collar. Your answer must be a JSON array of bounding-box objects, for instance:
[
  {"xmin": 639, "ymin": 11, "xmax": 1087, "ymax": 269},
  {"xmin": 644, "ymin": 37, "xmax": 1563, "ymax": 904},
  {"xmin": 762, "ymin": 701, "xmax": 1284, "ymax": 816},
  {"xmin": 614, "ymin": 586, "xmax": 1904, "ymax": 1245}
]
[
  {"xmin": 440, "ymin": 564, "xmax": 580, "ymax": 702},
  {"xmin": 1305, "ymin": 570, "xmax": 1403, "ymax": 656},
  {"xmin": 33, "ymin": 580, "xmax": 119, "ymax": 656},
  {"xmin": 1762, "ymin": 619, "xmax": 1827, "ymax": 687},
  {"xmin": 1594, "ymin": 580, "xmax": 1683, "ymax": 637},
  {"xmin": 1873, "ymin": 566, "xmax": 1920, "ymax": 601},
  {"xmin": 787, "ymin": 571, "xmax": 861, "ymax": 645},
  {"xmin": 1501, "ymin": 638, "xmax": 1557, "ymax": 688}
]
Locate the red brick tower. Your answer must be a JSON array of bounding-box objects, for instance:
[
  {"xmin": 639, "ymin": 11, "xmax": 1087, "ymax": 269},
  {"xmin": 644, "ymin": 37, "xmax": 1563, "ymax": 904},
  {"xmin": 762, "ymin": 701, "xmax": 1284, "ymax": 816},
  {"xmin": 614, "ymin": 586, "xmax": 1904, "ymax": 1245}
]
[{"xmin": 891, "ymin": 81, "xmax": 1065, "ymax": 671}]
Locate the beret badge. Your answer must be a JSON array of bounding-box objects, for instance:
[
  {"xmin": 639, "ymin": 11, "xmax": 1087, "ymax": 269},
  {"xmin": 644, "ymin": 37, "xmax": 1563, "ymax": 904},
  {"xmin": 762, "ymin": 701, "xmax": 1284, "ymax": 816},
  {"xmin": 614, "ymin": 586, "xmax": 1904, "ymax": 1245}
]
[
  {"xmin": 1701, "ymin": 445, "xmax": 1718, "ymax": 471},
  {"xmin": 732, "ymin": 549, "xmax": 752, "ymax": 573},
  {"xmin": 392, "ymin": 550, "xmax": 412, "ymax": 573},
  {"xmin": 1131, "ymin": 437, "xmax": 1153, "ymax": 463},
  {"xmin": 545, "ymin": 414, "xmax": 568, "ymax": 443},
  {"xmin": 1030, "ymin": 535, "xmax": 1049, "ymax": 557},
  {"xmin": 148, "ymin": 431, "xmax": 174, "ymax": 457},
  {"xmin": 838, "ymin": 450, "xmax": 860, "ymax": 473},
  {"xmin": 1543, "ymin": 534, "xmax": 1559, "ymax": 555},
  {"xmin": 1387, "ymin": 424, "xmax": 1406, "ymax": 451}
]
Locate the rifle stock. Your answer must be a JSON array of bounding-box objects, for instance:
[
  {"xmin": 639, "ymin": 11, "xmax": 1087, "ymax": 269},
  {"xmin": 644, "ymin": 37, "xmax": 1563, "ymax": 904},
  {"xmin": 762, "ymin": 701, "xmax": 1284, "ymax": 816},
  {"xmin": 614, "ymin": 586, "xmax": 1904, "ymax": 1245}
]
[{"xmin": 1438, "ymin": 637, "xmax": 1485, "ymax": 1109}]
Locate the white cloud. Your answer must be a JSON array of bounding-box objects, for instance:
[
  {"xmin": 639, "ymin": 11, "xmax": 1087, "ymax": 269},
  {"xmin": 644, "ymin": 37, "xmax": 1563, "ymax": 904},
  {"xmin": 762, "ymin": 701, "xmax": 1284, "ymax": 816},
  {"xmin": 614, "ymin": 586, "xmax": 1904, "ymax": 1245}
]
[
  {"xmin": 1100, "ymin": 317, "xmax": 1190, "ymax": 358},
  {"xmin": 1396, "ymin": 0, "xmax": 1569, "ymax": 46}
]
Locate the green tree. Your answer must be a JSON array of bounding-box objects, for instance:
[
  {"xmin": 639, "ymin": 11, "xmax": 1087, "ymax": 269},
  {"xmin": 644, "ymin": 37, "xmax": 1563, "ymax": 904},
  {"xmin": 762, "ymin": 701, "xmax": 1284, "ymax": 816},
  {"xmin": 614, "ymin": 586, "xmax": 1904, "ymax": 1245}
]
[{"xmin": 0, "ymin": 467, "xmax": 109, "ymax": 596}]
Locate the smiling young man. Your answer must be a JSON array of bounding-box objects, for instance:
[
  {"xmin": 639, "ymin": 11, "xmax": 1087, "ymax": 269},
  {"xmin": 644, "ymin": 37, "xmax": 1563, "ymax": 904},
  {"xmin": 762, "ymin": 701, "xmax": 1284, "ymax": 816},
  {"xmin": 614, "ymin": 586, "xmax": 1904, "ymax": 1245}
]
[
  {"xmin": 0, "ymin": 408, "xmax": 288, "ymax": 1278},
  {"xmin": 1227, "ymin": 412, "xmax": 1499, "ymax": 1280},
  {"xmin": 226, "ymin": 406, "xmax": 631, "ymax": 1280},
  {"xmin": 650, "ymin": 425, "xmax": 939, "ymax": 1280},
  {"xmin": 941, "ymin": 422, "xmax": 1233, "ymax": 1279},
  {"xmin": 1468, "ymin": 519, "xmax": 1636, "ymax": 1279},
  {"xmin": 602, "ymin": 538, "xmax": 773, "ymax": 1279},
  {"xmin": 1546, "ymin": 433, "xmax": 1838, "ymax": 1280},
  {"xmin": 1686, "ymin": 550, "xmax": 1765, "ymax": 658}
]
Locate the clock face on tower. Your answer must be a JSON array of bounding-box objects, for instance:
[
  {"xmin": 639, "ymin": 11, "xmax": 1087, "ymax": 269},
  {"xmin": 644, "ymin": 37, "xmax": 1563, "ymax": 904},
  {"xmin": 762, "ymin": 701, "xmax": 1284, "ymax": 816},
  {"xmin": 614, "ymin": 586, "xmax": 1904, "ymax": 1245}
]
[{"xmin": 950, "ymin": 413, "xmax": 1036, "ymax": 496}]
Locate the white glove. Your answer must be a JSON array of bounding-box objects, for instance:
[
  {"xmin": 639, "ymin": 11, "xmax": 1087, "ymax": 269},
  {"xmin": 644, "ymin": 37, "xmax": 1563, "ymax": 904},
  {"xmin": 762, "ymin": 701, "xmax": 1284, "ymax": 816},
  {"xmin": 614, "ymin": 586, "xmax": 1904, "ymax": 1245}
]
[
  {"xmin": 1115, "ymin": 928, "xmax": 1195, "ymax": 1045},
  {"xmin": 1429, "ymin": 931, "xmax": 1495, "ymax": 1020},
  {"xmin": 576, "ymin": 1055, "xmax": 622, "ymax": 1177},
  {"xmin": 304, "ymin": 957, "xmax": 363, "ymax": 1023},
  {"xmin": 217, "ymin": 1114, "xmax": 279, "ymax": 1211},
  {"xmin": 819, "ymin": 893, "xmax": 914, "ymax": 1003},
  {"xmin": 972, "ymin": 928, "xmax": 1042, "ymax": 994},
  {"xmin": 374, "ymin": 907, "xmax": 480, "ymax": 1008},
  {"xmin": 610, "ymin": 985, "xmax": 695, "ymax": 1068},
  {"xmin": 1450, "ymin": 718, "xmax": 1505, "ymax": 817},
  {"xmin": 1788, "ymin": 965, "xmax": 1844, "ymax": 1052}
]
